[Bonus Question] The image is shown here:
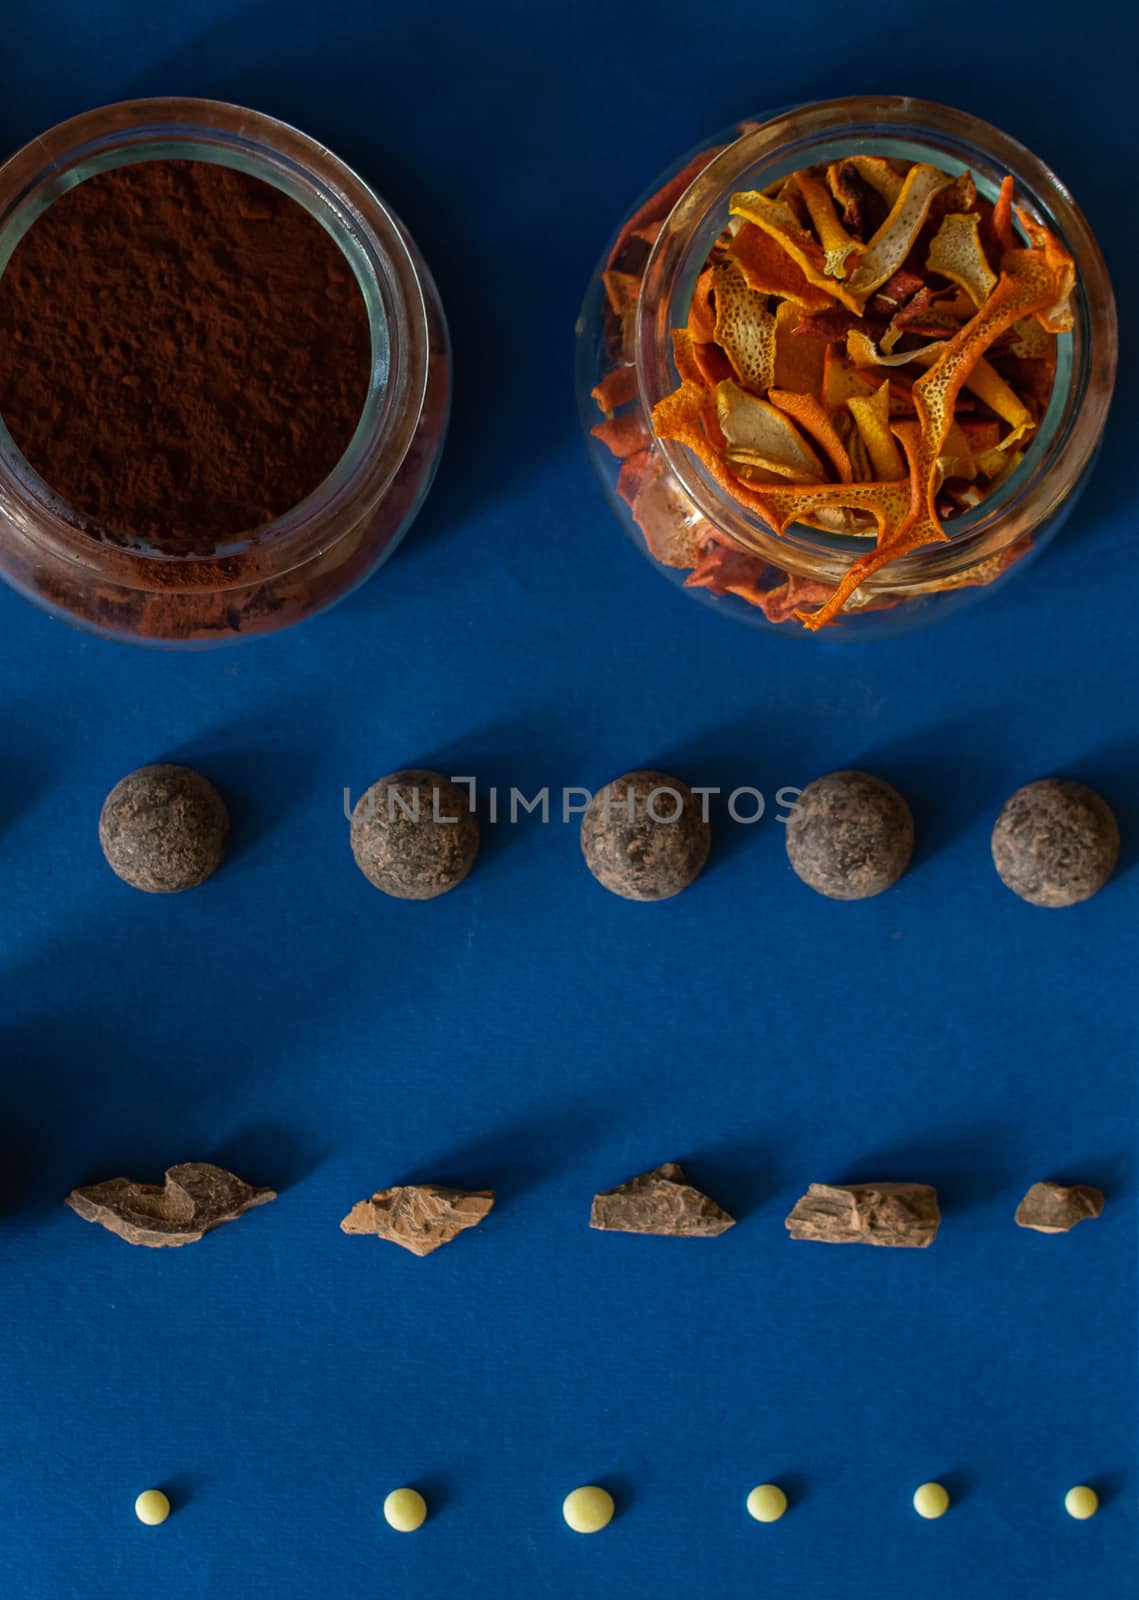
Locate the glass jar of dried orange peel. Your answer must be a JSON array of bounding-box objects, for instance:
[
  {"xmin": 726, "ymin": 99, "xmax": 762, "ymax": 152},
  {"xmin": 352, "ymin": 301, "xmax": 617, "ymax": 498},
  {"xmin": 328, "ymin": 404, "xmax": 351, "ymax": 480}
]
[{"xmin": 576, "ymin": 96, "xmax": 1116, "ymax": 637}]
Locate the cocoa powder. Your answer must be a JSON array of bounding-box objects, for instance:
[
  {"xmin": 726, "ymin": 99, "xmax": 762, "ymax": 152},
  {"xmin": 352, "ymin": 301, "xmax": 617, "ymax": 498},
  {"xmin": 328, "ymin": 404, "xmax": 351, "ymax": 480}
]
[{"xmin": 0, "ymin": 158, "xmax": 371, "ymax": 557}]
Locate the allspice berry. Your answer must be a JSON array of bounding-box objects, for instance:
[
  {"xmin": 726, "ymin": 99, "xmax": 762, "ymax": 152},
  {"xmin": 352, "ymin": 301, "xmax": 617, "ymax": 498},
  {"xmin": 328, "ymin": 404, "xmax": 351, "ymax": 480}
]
[
  {"xmin": 785, "ymin": 770, "xmax": 913, "ymax": 900},
  {"xmin": 991, "ymin": 779, "xmax": 1119, "ymax": 907},
  {"xmin": 580, "ymin": 770, "xmax": 710, "ymax": 901},
  {"xmin": 351, "ymin": 769, "xmax": 479, "ymax": 899},
  {"xmin": 99, "ymin": 764, "xmax": 229, "ymax": 893}
]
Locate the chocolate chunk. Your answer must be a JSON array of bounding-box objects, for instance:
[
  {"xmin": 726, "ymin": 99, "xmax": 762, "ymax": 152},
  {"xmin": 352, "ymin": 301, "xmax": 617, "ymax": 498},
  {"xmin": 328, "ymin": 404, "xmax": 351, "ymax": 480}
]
[
  {"xmin": 991, "ymin": 779, "xmax": 1119, "ymax": 907},
  {"xmin": 590, "ymin": 1163, "xmax": 735, "ymax": 1236},
  {"xmin": 1015, "ymin": 1181, "xmax": 1104, "ymax": 1233},
  {"xmin": 66, "ymin": 1162, "xmax": 275, "ymax": 1246},
  {"xmin": 99, "ymin": 764, "xmax": 229, "ymax": 893},
  {"xmin": 340, "ymin": 1184, "xmax": 494, "ymax": 1255},
  {"xmin": 785, "ymin": 770, "xmax": 914, "ymax": 900},
  {"xmin": 580, "ymin": 771, "xmax": 711, "ymax": 901},
  {"xmin": 350, "ymin": 769, "xmax": 479, "ymax": 900},
  {"xmin": 785, "ymin": 1182, "xmax": 940, "ymax": 1247}
]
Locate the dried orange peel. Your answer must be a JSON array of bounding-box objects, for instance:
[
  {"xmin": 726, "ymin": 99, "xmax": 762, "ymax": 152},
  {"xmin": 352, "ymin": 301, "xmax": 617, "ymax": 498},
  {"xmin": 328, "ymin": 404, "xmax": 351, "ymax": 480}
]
[
  {"xmin": 793, "ymin": 170, "xmax": 864, "ymax": 278},
  {"xmin": 728, "ymin": 221, "xmax": 833, "ymax": 310},
  {"xmin": 593, "ymin": 146, "xmax": 1075, "ymax": 629},
  {"xmin": 844, "ymin": 164, "xmax": 953, "ymax": 304},
  {"xmin": 926, "ymin": 211, "xmax": 999, "ymax": 308},
  {"xmin": 712, "ymin": 258, "xmax": 778, "ymax": 391},
  {"xmin": 768, "ymin": 388, "xmax": 853, "ymax": 482},
  {"xmin": 715, "ymin": 379, "xmax": 826, "ymax": 479},
  {"xmin": 729, "ymin": 190, "xmax": 863, "ymax": 312},
  {"xmin": 846, "ymin": 384, "xmax": 906, "ymax": 480}
]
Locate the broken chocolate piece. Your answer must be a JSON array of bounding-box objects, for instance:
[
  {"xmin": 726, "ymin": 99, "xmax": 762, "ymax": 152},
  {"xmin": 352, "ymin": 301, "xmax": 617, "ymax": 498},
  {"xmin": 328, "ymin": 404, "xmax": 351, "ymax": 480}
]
[
  {"xmin": 1015, "ymin": 1181, "xmax": 1104, "ymax": 1234},
  {"xmin": 339, "ymin": 1184, "xmax": 494, "ymax": 1256},
  {"xmin": 590, "ymin": 1162, "xmax": 735, "ymax": 1236},
  {"xmin": 785, "ymin": 1182, "xmax": 940, "ymax": 1247},
  {"xmin": 65, "ymin": 1162, "xmax": 275, "ymax": 1247}
]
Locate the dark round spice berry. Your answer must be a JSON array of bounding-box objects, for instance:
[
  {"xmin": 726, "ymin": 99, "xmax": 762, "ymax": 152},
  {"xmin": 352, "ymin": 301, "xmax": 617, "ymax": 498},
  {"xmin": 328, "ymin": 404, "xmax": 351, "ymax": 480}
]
[
  {"xmin": 351, "ymin": 769, "xmax": 479, "ymax": 900},
  {"xmin": 785, "ymin": 770, "xmax": 914, "ymax": 900},
  {"xmin": 99, "ymin": 764, "xmax": 229, "ymax": 893},
  {"xmin": 991, "ymin": 778, "xmax": 1119, "ymax": 907},
  {"xmin": 580, "ymin": 770, "xmax": 711, "ymax": 901}
]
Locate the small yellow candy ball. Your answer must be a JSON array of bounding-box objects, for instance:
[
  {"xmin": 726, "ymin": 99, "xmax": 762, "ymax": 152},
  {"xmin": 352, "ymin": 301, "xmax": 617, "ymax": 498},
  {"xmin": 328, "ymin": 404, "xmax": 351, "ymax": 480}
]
[
  {"xmin": 746, "ymin": 1484, "xmax": 788, "ymax": 1523},
  {"xmin": 562, "ymin": 1485, "xmax": 615, "ymax": 1534},
  {"xmin": 383, "ymin": 1487, "xmax": 427, "ymax": 1533},
  {"xmin": 913, "ymin": 1482, "xmax": 950, "ymax": 1520},
  {"xmin": 1065, "ymin": 1486, "xmax": 1098, "ymax": 1520},
  {"xmin": 134, "ymin": 1489, "xmax": 171, "ymax": 1526}
]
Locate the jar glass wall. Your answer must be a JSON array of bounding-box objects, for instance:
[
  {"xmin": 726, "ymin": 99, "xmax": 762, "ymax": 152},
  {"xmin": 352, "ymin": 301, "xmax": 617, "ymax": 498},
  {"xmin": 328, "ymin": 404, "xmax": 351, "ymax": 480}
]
[
  {"xmin": 0, "ymin": 98, "xmax": 450, "ymax": 647},
  {"xmin": 576, "ymin": 96, "xmax": 1116, "ymax": 638}
]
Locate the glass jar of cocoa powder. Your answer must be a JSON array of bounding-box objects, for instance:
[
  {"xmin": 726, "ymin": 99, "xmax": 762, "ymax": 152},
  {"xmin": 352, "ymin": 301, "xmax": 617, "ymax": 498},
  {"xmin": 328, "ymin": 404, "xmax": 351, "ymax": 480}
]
[
  {"xmin": 0, "ymin": 98, "xmax": 449, "ymax": 646},
  {"xmin": 576, "ymin": 96, "xmax": 1116, "ymax": 638}
]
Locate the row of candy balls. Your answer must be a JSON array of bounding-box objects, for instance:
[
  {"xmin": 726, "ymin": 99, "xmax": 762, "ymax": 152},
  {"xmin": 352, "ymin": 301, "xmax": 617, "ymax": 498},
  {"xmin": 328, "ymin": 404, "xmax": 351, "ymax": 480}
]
[
  {"xmin": 134, "ymin": 1480, "xmax": 1103, "ymax": 1529},
  {"xmin": 97, "ymin": 764, "xmax": 1118, "ymax": 907}
]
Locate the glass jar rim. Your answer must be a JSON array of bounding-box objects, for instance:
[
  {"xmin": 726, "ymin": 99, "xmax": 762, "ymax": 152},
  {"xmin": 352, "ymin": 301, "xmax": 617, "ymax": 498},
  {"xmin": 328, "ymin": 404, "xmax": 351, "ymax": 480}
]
[
  {"xmin": 0, "ymin": 96, "xmax": 430, "ymax": 593},
  {"xmin": 636, "ymin": 95, "xmax": 1117, "ymax": 591}
]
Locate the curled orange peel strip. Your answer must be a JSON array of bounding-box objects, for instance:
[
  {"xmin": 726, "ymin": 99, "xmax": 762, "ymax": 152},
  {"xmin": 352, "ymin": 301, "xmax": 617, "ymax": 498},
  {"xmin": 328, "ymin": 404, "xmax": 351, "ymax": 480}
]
[
  {"xmin": 936, "ymin": 419, "xmax": 980, "ymax": 486},
  {"xmin": 774, "ymin": 298, "xmax": 828, "ymax": 396},
  {"xmin": 794, "ymin": 170, "xmax": 865, "ymax": 278},
  {"xmin": 694, "ymin": 342, "xmax": 734, "ymax": 391},
  {"xmin": 712, "ymin": 259, "xmax": 778, "ymax": 392},
  {"xmin": 847, "ymin": 328, "xmax": 948, "ymax": 368},
  {"xmin": 844, "ymin": 164, "xmax": 953, "ymax": 305},
  {"xmin": 825, "ymin": 160, "xmax": 867, "ymax": 234},
  {"xmin": 688, "ymin": 266, "xmax": 717, "ymax": 344},
  {"xmin": 822, "ymin": 345, "xmax": 880, "ymax": 408},
  {"xmin": 729, "ymin": 190, "xmax": 862, "ymax": 311},
  {"xmin": 671, "ymin": 325, "xmax": 734, "ymax": 398},
  {"xmin": 960, "ymin": 419, "xmax": 1002, "ymax": 450},
  {"xmin": 933, "ymin": 171, "xmax": 979, "ymax": 218},
  {"xmin": 926, "ymin": 211, "xmax": 998, "ymax": 308},
  {"xmin": 960, "ymin": 356, "xmax": 1035, "ymax": 446},
  {"xmin": 839, "ymin": 155, "xmax": 906, "ymax": 207},
  {"xmin": 846, "ymin": 384, "xmax": 906, "ymax": 480},
  {"xmin": 715, "ymin": 379, "xmax": 825, "ymax": 477},
  {"xmin": 727, "ymin": 221, "xmax": 833, "ymax": 310},
  {"xmin": 1014, "ymin": 207, "xmax": 1075, "ymax": 331},
  {"xmin": 591, "ymin": 410, "xmax": 652, "ymax": 459},
  {"xmin": 990, "ymin": 175, "xmax": 1015, "ymax": 258},
  {"xmin": 1009, "ymin": 316, "xmax": 1054, "ymax": 359},
  {"xmin": 724, "ymin": 449, "xmax": 822, "ymax": 484},
  {"xmin": 768, "ymin": 388, "xmax": 854, "ymax": 481},
  {"xmin": 671, "ymin": 327, "xmax": 707, "ymax": 389},
  {"xmin": 591, "ymin": 366, "xmax": 638, "ymax": 415},
  {"xmin": 616, "ymin": 448, "xmax": 658, "ymax": 507}
]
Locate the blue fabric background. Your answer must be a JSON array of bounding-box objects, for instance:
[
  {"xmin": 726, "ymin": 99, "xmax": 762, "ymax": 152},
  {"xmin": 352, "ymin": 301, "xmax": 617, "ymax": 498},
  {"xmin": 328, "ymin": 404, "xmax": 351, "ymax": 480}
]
[{"xmin": 0, "ymin": 3, "xmax": 1135, "ymax": 1596}]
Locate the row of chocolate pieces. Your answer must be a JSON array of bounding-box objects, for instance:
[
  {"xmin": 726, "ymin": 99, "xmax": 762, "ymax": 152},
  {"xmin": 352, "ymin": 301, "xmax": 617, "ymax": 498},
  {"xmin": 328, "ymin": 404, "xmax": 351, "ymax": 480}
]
[
  {"xmin": 100, "ymin": 763, "xmax": 1118, "ymax": 907},
  {"xmin": 65, "ymin": 1162, "xmax": 1104, "ymax": 1252}
]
